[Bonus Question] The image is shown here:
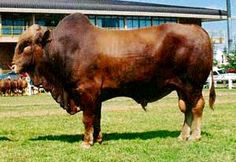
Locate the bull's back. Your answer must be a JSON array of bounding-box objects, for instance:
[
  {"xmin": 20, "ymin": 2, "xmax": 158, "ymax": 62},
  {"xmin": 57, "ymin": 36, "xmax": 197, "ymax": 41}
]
[
  {"xmin": 53, "ymin": 17, "xmax": 212, "ymax": 88},
  {"xmin": 95, "ymin": 26, "xmax": 161, "ymax": 56},
  {"xmin": 95, "ymin": 24, "xmax": 212, "ymax": 84}
]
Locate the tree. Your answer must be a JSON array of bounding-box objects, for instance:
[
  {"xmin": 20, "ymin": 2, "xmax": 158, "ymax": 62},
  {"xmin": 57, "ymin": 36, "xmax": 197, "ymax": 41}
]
[{"xmin": 221, "ymin": 51, "xmax": 236, "ymax": 73}]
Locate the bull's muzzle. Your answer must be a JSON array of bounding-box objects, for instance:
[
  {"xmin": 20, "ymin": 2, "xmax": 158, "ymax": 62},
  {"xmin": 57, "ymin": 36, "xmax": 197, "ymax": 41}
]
[
  {"xmin": 65, "ymin": 99, "xmax": 81, "ymax": 115},
  {"xmin": 66, "ymin": 107, "xmax": 80, "ymax": 115},
  {"xmin": 11, "ymin": 64, "xmax": 18, "ymax": 73}
]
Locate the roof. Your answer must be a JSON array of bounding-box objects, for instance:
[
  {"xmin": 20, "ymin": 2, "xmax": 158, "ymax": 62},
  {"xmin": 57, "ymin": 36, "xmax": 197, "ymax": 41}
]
[{"xmin": 0, "ymin": 0, "xmax": 227, "ymax": 21}]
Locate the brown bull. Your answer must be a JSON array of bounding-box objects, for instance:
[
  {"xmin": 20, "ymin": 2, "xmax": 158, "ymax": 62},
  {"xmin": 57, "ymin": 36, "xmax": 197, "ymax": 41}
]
[
  {"xmin": 17, "ymin": 78, "xmax": 28, "ymax": 95},
  {"xmin": 12, "ymin": 13, "xmax": 215, "ymax": 148},
  {"xmin": 0, "ymin": 79, "xmax": 11, "ymax": 96},
  {"xmin": 10, "ymin": 79, "xmax": 18, "ymax": 95}
]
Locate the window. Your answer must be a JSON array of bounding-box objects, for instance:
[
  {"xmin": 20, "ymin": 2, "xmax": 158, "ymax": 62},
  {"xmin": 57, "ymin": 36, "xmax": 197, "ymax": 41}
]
[
  {"xmin": 140, "ymin": 17, "xmax": 151, "ymax": 27},
  {"xmin": 88, "ymin": 16, "xmax": 96, "ymax": 25},
  {"xmin": 88, "ymin": 16, "xmax": 176, "ymax": 29},
  {"xmin": 36, "ymin": 20, "xmax": 46, "ymax": 26},
  {"xmin": 96, "ymin": 16, "xmax": 125, "ymax": 29},
  {"xmin": 127, "ymin": 17, "xmax": 139, "ymax": 29},
  {"xmin": 127, "ymin": 17, "xmax": 152, "ymax": 29},
  {"xmin": 152, "ymin": 17, "xmax": 177, "ymax": 26},
  {"xmin": 13, "ymin": 19, "xmax": 25, "ymax": 35},
  {"xmin": 119, "ymin": 18, "xmax": 124, "ymax": 28},
  {"xmin": 35, "ymin": 14, "xmax": 65, "ymax": 27},
  {"xmin": 2, "ymin": 18, "xmax": 26, "ymax": 35},
  {"xmin": 152, "ymin": 18, "xmax": 160, "ymax": 26},
  {"xmin": 102, "ymin": 17, "xmax": 117, "ymax": 28}
]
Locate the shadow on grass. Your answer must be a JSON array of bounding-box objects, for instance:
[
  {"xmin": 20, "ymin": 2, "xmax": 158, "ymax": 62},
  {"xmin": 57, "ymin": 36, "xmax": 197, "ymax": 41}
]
[
  {"xmin": 0, "ymin": 136, "xmax": 12, "ymax": 141},
  {"xmin": 30, "ymin": 130, "xmax": 181, "ymax": 143},
  {"xmin": 105, "ymin": 130, "xmax": 180, "ymax": 141}
]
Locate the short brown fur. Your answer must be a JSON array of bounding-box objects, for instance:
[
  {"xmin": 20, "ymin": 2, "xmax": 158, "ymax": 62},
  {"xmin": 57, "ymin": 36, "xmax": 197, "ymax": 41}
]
[{"xmin": 12, "ymin": 13, "xmax": 215, "ymax": 148}]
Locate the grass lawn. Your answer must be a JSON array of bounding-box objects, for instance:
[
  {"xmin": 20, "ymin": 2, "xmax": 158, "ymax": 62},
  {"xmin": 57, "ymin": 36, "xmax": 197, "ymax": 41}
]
[{"xmin": 0, "ymin": 89, "xmax": 236, "ymax": 162}]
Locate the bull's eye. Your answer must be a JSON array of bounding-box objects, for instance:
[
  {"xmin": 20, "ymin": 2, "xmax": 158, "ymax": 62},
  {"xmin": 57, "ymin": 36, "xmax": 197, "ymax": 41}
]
[
  {"xmin": 23, "ymin": 46, "xmax": 32, "ymax": 54},
  {"xmin": 18, "ymin": 41, "xmax": 31, "ymax": 54}
]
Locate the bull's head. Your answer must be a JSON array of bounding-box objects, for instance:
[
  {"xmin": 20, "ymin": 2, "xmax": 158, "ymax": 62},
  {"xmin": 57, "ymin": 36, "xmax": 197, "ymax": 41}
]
[
  {"xmin": 11, "ymin": 25, "xmax": 80, "ymax": 115},
  {"xmin": 12, "ymin": 24, "xmax": 50, "ymax": 74}
]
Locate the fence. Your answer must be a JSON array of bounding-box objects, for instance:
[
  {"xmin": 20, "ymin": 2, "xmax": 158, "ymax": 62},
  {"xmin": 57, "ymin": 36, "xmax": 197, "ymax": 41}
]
[{"xmin": 0, "ymin": 26, "xmax": 28, "ymax": 36}]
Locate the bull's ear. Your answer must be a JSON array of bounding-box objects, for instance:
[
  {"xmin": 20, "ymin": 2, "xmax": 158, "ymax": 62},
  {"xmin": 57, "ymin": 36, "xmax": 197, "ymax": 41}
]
[
  {"xmin": 41, "ymin": 30, "xmax": 51, "ymax": 47},
  {"xmin": 35, "ymin": 29, "xmax": 51, "ymax": 47}
]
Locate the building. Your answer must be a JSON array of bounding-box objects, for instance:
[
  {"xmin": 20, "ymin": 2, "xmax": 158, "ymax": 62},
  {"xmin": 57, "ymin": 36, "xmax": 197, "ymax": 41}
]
[{"xmin": 0, "ymin": 0, "xmax": 227, "ymax": 71}]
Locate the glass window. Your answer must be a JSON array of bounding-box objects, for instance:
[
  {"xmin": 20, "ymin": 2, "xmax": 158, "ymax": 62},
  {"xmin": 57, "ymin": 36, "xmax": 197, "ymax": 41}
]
[
  {"xmin": 2, "ymin": 19, "xmax": 13, "ymax": 35},
  {"xmin": 127, "ymin": 17, "xmax": 133, "ymax": 29},
  {"xmin": 168, "ymin": 18, "xmax": 177, "ymax": 23},
  {"xmin": 139, "ymin": 17, "xmax": 151, "ymax": 27},
  {"xmin": 13, "ymin": 19, "xmax": 25, "ymax": 35},
  {"xmin": 133, "ymin": 17, "xmax": 139, "ymax": 28},
  {"xmin": 35, "ymin": 14, "xmax": 65, "ymax": 27},
  {"xmin": 96, "ymin": 17, "xmax": 102, "ymax": 27},
  {"xmin": 35, "ymin": 19, "xmax": 57, "ymax": 26},
  {"xmin": 96, "ymin": 16, "xmax": 125, "ymax": 29},
  {"xmin": 2, "ymin": 18, "xmax": 26, "ymax": 35},
  {"xmin": 36, "ymin": 20, "xmax": 46, "ymax": 26},
  {"xmin": 88, "ymin": 16, "xmax": 96, "ymax": 25},
  {"xmin": 152, "ymin": 18, "xmax": 160, "ymax": 26},
  {"xmin": 152, "ymin": 17, "xmax": 177, "ymax": 26},
  {"xmin": 102, "ymin": 17, "xmax": 117, "ymax": 28},
  {"xmin": 146, "ymin": 18, "xmax": 151, "ymax": 27},
  {"xmin": 127, "ymin": 17, "xmax": 139, "ymax": 29},
  {"xmin": 127, "ymin": 17, "xmax": 152, "ymax": 29},
  {"xmin": 159, "ymin": 18, "xmax": 165, "ymax": 25},
  {"xmin": 139, "ymin": 18, "xmax": 146, "ymax": 27},
  {"xmin": 119, "ymin": 18, "xmax": 125, "ymax": 28}
]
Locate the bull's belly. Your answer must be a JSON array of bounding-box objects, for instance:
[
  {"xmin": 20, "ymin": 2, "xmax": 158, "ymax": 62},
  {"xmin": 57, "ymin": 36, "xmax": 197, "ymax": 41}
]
[{"xmin": 100, "ymin": 82, "xmax": 173, "ymax": 104}]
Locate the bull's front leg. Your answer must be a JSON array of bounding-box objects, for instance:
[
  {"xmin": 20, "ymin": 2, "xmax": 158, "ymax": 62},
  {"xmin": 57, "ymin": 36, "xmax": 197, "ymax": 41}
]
[
  {"xmin": 82, "ymin": 108, "xmax": 95, "ymax": 148},
  {"xmin": 82, "ymin": 102, "xmax": 102, "ymax": 148},
  {"xmin": 93, "ymin": 102, "xmax": 102, "ymax": 144}
]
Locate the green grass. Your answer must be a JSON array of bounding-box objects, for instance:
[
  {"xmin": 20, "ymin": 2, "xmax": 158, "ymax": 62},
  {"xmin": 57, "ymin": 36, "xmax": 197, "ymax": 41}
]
[{"xmin": 0, "ymin": 89, "xmax": 236, "ymax": 162}]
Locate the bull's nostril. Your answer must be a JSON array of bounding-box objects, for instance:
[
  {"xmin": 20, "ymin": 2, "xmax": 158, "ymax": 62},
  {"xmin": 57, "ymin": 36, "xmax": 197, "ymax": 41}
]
[{"xmin": 11, "ymin": 65, "xmax": 16, "ymax": 71}]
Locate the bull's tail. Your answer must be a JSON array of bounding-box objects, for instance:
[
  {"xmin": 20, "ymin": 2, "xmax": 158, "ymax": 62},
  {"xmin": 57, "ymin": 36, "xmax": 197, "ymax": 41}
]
[{"xmin": 209, "ymin": 71, "xmax": 216, "ymax": 110}]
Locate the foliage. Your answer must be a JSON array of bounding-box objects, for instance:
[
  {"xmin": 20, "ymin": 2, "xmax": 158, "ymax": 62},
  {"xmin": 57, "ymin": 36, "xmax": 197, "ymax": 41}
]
[
  {"xmin": 0, "ymin": 91, "xmax": 236, "ymax": 162},
  {"xmin": 220, "ymin": 51, "xmax": 236, "ymax": 72},
  {"xmin": 213, "ymin": 59, "xmax": 218, "ymax": 66}
]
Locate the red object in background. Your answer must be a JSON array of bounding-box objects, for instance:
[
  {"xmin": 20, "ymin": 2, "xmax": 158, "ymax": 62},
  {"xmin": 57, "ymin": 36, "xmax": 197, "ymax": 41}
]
[
  {"xmin": 20, "ymin": 72, "xmax": 28, "ymax": 78},
  {"xmin": 226, "ymin": 68, "xmax": 236, "ymax": 73}
]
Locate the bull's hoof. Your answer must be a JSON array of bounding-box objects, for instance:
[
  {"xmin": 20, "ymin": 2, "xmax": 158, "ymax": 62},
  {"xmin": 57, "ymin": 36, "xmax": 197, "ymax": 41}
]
[
  {"xmin": 94, "ymin": 133, "xmax": 103, "ymax": 144},
  {"xmin": 188, "ymin": 135, "xmax": 201, "ymax": 141},
  {"xmin": 81, "ymin": 142, "xmax": 92, "ymax": 149},
  {"xmin": 177, "ymin": 135, "xmax": 189, "ymax": 141},
  {"xmin": 96, "ymin": 137, "xmax": 103, "ymax": 144}
]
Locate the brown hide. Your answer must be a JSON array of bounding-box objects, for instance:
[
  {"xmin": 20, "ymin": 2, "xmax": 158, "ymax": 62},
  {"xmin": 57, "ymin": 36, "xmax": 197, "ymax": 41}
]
[
  {"xmin": 0, "ymin": 79, "xmax": 11, "ymax": 96},
  {"xmin": 11, "ymin": 79, "xmax": 18, "ymax": 95},
  {"xmin": 12, "ymin": 13, "xmax": 215, "ymax": 147},
  {"xmin": 17, "ymin": 79, "xmax": 28, "ymax": 95}
]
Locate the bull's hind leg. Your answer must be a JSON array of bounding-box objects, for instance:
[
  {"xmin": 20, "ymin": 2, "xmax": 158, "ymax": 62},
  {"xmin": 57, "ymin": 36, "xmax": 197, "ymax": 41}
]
[
  {"xmin": 177, "ymin": 94, "xmax": 192, "ymax": 141},
  {"xmin": 177, "ymin": 91, "xmax": 205, "ymax": 141},
  {"xmin": 189, "ymin": 95, "xmax": 205, "ymax": 141}
]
